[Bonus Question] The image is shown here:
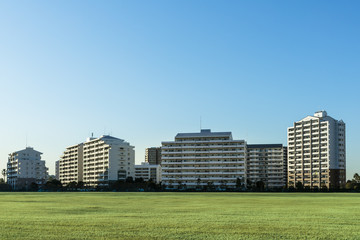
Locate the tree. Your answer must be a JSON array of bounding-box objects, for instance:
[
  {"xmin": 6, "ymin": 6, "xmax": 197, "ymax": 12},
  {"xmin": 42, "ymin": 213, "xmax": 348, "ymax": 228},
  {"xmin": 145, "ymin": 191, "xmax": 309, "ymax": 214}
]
[
  {"xmin": 30, "ymin": 182, "xmax": 38, "ymax": 191},
  {"xmin": 295, "ymin": 181, "xmax": 304, "ymax": 191},
  {"xmin": 44, "ymin": 179, "xmax": 63, "ymax": 191},
  {"xmin": 77, "ymin": 181, "xmax": 84, "ymax": 189},
  {"xmin": 207, "ymin": 182, "xmax": 215, "ymax": 191},
  {"xmin": 126, "ymin": 176, "xmax": 134, "ymax": 183},
  {"xmin": 353, "ymin": 173, "xmax": 360, "ymax": 183},
  {"xmin": 236, "ymin": 178, "xmax": 242, "ymax": 189},
  {"xmin": 1, "ymin": 169, "xmax": 6, "ymax": 182},
  {"xmin": 196, "ymin": 178, "xmax": 201, "ymax": 190},
  {"xmin": 255, "ymin": 181, "xmax": 265, "ymax": 191}
]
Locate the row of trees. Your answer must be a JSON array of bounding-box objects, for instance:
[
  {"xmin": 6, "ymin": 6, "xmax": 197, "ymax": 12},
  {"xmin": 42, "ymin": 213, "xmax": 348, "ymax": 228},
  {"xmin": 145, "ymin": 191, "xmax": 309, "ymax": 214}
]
[
  {"xmin": 2, "ymin": 174, "xmax": 360, "ymax": 192},
  {"xmin": 345, "ymin": 173, "xmax": 360, "ymax": 190}
]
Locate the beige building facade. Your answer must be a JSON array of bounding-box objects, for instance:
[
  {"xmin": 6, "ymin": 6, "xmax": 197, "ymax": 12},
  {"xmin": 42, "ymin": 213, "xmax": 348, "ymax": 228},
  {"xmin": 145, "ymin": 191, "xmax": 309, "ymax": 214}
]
[{"xmin": 287, "ymin": 111, "xmax": 346, "ymax": 189}]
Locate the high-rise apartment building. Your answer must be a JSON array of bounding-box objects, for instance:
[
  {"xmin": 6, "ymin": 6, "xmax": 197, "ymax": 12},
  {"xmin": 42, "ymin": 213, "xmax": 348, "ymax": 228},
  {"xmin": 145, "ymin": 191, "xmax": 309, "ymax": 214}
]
[
  {"xmin": 59, "ymin": 143, "xmax": 83, "ymax": 185},
  {"xmin": 145, "ymin": 147, "xmax": 162, "ymax": 165},
  {"xmin": 246, "ymin": 144, "xmax": 287, "ymax": 189},
  {"xmin": 7, "ymin": 147, "xmax": 48, "ymax": 190},
  {"xmin": 59, "ymin": 135, "xmax": 135, "ymax": 188},
  {"xmin": 287, "ymin": 111, "xmax": 346, "ymax": 189},
  {"xmin": 55, "ymin": 160, "xmax": 60, "ymax": 180},
  {"xmin": 135, "ymin": 162, "xmax": 162, "ymax": 183},
  {"xmin": 83, "ymin": 136, "xmax": 135, "ymax": 188},
  {"xmin": 161, "ymin": 129, "xmax": 246, "ymax": 189}
]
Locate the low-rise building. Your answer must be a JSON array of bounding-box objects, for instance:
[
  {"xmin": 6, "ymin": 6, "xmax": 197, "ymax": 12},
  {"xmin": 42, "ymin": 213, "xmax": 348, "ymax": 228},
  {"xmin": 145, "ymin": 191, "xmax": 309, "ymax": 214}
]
[{"xmin": 135, "ymin": 162, "xmax": 161, "ymax": 183}]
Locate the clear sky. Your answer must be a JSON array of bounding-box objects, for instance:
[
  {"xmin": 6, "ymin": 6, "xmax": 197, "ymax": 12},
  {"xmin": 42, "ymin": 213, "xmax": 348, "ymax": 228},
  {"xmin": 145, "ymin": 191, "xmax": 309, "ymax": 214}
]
[{"xmin": 0, "ymin": 1, "xmax": 359, "ymax": 180}]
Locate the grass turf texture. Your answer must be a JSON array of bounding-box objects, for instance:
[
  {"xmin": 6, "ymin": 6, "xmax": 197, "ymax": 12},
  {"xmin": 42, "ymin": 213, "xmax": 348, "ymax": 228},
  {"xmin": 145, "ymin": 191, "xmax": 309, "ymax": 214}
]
[{"xmin": 0, "ymin": 193, "xmax": 359, "ymax": 239}]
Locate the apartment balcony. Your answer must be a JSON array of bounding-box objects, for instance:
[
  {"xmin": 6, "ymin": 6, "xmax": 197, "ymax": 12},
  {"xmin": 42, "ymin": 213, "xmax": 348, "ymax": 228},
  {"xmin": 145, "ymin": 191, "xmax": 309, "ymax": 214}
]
[{"xmin": 163, "ymin": 171, "xmax": 245, "ymax": 176}]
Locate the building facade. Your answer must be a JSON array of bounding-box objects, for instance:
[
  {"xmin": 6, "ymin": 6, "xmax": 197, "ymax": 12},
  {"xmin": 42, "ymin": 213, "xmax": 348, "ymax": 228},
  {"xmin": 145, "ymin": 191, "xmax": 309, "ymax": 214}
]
[
  {"xmin": 82, "ymin": 136, "xmax": 135, "ymax": 188},
  {"xmin": 287, "ymin": 111, "xmax": 346, "ymax": 189},
  {"xmin": 161, "ymin": 129, "xmax": 247, "ymax": 189},
  {"xmin": 7, "ymin": 147, "xmax": 48, "ymax": 190},
  {"xmin": 59, "ymin": 143, "xmax": 83, "ymax": 185},
  {"xmin": 59, "ymin": 135, "xmax": 135, "ymax": 188},
  {"xmin": 145, "ymin": 147, "xmax": 162, "ymax": 165},
  {"xmin": 246, "ymin": 144, "xmax": 287, "ymax": 189},
  {"xmin": 55, "ymin": 160, "xmax": 60, "ymax": 180},
  {"xmin": 135, "ymin": 162, "xmax": 161, "ymax": 183}
]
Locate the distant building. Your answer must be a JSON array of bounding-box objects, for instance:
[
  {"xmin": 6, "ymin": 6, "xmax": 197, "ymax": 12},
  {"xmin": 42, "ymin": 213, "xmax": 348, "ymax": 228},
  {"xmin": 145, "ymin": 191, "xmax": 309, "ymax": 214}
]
[
  {"xmin": 246, "ymin": 144, "xmax": 287, "ymax": 189},
  {"xmin": 55, "ymin": 160, "xmax": 60, "ymax": 181},
  {"xmin": 7, "ymin": 147, "xmax": 48, "ymax": 190},
  {"xmin": 135, "ymin": 163, "xmax": 161, "ymax": 183},
  {"xmin": 161, "ymin": 129, "xmax": 247, "ymax": 189},
  {"xmin": 287, "ymin": 111, "xmax": 346, "ymax": 189},
  {"xmin": 145, "ymin": 147, "xmax": 162, "ymax": 165},
  {"xmin": 59, "ymin": 135, "xmax": 135, "ymax": 188}
]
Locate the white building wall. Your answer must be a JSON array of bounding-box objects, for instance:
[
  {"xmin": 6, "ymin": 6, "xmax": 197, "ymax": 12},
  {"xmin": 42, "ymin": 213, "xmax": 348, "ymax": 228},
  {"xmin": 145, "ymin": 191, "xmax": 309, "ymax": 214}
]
[
  {"xmin": 161, "ymin": 129, "xmax": 246, "ymax": 189},
  {"xmin": 7, "ymin": 147, "xmax": 48, "ymax": 190}
]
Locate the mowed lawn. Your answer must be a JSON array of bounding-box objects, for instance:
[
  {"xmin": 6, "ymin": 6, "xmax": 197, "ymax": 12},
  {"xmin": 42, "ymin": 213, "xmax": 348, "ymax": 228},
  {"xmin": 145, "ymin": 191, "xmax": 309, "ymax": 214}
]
[{"xmin": 0, "ymin": 193, "xmax": 359, "ymax": 239}]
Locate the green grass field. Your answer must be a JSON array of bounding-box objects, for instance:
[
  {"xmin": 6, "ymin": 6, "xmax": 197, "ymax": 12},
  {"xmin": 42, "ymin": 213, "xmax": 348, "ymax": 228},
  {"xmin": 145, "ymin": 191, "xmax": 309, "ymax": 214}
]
[{"xmin": 0, "ymin": 192, "xmax": 359, "ymax": 239}]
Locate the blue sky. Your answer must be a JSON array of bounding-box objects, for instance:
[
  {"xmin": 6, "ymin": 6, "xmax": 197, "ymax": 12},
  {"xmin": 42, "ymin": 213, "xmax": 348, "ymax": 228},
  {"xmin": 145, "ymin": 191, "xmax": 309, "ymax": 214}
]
[{"xmin": 0, "ymin": 1, "xmax": 359, "ymax": 179}]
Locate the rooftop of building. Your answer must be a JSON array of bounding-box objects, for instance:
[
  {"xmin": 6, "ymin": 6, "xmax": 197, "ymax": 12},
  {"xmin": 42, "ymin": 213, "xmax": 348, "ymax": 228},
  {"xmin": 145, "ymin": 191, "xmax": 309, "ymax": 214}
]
[
  {"xmin": 175, "ymin": 129, "xmax": 232, "ymax": 139},
  {"xmin": 10, "ymin": 147, "xmax": 43, "ymax": 155},
  {"xmin": 247, "ymin": 144, "xmax": 283, "ymax": 149}
]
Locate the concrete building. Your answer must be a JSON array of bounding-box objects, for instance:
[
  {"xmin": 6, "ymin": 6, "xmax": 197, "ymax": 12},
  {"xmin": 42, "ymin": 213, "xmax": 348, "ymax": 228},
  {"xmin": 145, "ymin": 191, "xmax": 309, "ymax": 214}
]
[
  {"xmin": 59, "ymin": 135, "xmax": 135, "ymax": 188},
  {"xmin": 135, "ymin": 162, "xmax": 161, "ymax": 183},
  {"xmin": 7, "ymin": 147, "xmax": 48, "ymax": 190},
  {"xmin": 145, "ymin": 147, "xmax": 162, "ymax": 165},
  {"xmin": 161, "ymin": 129, "xmax": 246, "ymax": 189},
  {"xmin": 55, "ymin": 160, "xmax": 60, "ymax": 180},
  {"xmin": 82, "ymin": 136, "xmax": 135, "ymax": 188},
  {"xmin": 287, "ymin": 111, "xmax": 346, "ymax": 189},
  {"xmin": 59, "ymin": 143, "xmax": 83, "ymax": 185},
  {"xmin": 246, "ymin": 144, "xmax": 287, "ymax": 189}
]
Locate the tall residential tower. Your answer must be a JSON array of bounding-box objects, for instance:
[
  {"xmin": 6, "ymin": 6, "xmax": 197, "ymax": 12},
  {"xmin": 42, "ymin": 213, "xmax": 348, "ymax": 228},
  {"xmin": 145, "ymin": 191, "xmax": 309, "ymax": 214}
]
[{"xmin": 287, "ymin": 111, "xmax": 346, "ymax": 189}]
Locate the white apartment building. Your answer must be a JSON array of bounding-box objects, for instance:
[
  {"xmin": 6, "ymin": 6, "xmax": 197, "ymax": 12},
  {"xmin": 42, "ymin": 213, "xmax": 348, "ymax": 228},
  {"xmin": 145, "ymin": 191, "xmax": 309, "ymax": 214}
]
[
  {"xmin": 161, "ymin": 129, "xmax": 247, "ymax": 189},
  {"xmin": 287, "ymin": 111, "xmax": 346, "ymax": 189},
  {"xmin": 135, "ymin": 162, "xmax": 161, "ymax": 183},
  {"xmin": 247, "ymin": 144, "xmax": 287, "ymax": 189},
  {"xmin": 7, "ymin": 147, "xmax": 48, "ymax": 190},
  {"xmin": 59, "ymin": 143, "xmax": 83, "ymax": 185},
  {"xmin": 82, "ymin": 136, "xmax": 135, "ymax": 188}
]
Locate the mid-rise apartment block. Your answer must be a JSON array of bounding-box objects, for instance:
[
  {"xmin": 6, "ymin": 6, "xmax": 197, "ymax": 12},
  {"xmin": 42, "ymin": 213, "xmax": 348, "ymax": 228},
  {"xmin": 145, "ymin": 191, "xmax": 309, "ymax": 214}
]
[
  {"xmin": 7, "ymin": 147, "xmax": 48, "ymax": 190},
  {"xmin": 287, "ymin": 111, "xmax": 346, "ymax": 189},
  {"xmin": 161, "ymin": 129, "xmax": 247, "ymax": 189},
  {"xmin": 59, "ymin": 135, "xmax": 135, "ymax": 188},
  {"xmin": 83, "ymin": 136, "xmax": 135, "ymax": 187},
  {"xmin": 246, "ymin": 144, "xmax": 287, "ymax": 189},
  {"xmin": 145, "ymin": 147, "xmax": 162, "ymax": 165},
  {"xmin": 59, "ymin": 143, "xmax": 83, "ymax": 185},
  {"xmin": 135, "ymin": 162, "xmax": 161, "ymax": 183}
]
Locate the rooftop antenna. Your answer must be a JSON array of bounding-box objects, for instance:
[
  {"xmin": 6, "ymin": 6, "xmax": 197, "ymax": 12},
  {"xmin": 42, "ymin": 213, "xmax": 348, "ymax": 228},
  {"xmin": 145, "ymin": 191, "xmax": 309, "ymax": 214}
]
[
  {"xmin": 91, "ymin": 132, "xmax": 94, "ymax": 138},
  {"xmin": 26, "ymin": 133, "xmax": 28, "ymax": 148},
  {"xmin": 200, "ymin": 116, "xmax": 202, "ymax": 131}
]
